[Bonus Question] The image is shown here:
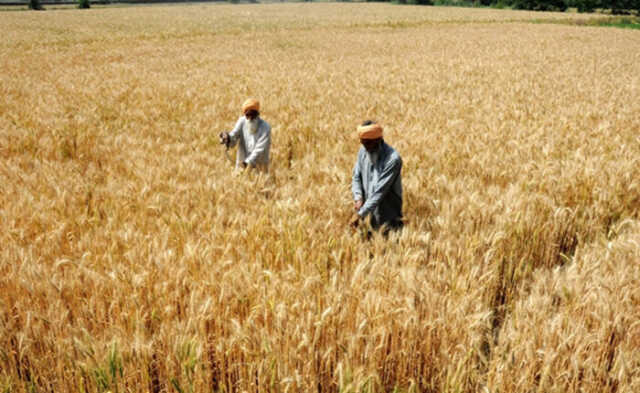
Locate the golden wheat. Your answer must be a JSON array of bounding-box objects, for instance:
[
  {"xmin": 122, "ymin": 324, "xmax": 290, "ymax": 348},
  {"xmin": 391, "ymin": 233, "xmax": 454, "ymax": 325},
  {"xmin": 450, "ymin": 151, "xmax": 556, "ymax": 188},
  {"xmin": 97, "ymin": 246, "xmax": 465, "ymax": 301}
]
[{"xmin": 1, "ymin": 3, "xmax": 639, "ymax": 393}]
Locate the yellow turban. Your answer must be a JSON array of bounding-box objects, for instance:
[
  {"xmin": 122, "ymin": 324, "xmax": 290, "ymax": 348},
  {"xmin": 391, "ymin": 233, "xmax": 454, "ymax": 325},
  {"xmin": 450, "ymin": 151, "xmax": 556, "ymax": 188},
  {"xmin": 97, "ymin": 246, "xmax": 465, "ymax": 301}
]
[
  {"xmin": 242, "ymin": 98, "xmax": 260, "ymax": 113},
  {"xmin": 357, "ymin": 123, "xmax": 383, "ymax": 140}
]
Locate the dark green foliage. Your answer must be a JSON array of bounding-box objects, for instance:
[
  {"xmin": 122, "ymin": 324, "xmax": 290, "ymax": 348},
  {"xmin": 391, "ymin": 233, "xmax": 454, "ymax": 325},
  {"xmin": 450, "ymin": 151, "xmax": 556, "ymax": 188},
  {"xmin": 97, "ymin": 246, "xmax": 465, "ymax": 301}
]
[
  {"xmin": 509, "ymin": 0, "xmax": 568, "ymax": 11},
  {"xmin": 491, "ymin": 0, "xmax": 510, "ymax": 8},
  {"xmin": 331, "ymin": 0, "xmax": 640, "ymax": 13},
  {"xmin": 431, "ymin": 0, "xmax": 476, "ymax": 6},
  {"xmin": 389, "ymin": 0, "xmax": 639, "ymax": 14},
  {"xmin": 78, "ymin": 0, "xmax": 91, "ymax": 8},
  {"xmin": 609, "ymin": 0, "xmax": 640, "ymax": 13},
  {"xmin": 568, "ymin": 0, "xmax": 600, "ymax": 12},
  {"xmin": 28, "ymin": 0, "xmax": 44, "ymax": 10}
]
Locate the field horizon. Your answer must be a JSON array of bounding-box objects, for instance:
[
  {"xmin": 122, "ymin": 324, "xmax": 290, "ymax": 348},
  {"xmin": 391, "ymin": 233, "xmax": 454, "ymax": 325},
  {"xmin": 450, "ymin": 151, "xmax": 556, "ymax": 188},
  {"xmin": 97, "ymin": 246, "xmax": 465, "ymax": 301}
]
[{"xmin": 1, "ymin": 3, "xmax": 639, "ymax": 393}]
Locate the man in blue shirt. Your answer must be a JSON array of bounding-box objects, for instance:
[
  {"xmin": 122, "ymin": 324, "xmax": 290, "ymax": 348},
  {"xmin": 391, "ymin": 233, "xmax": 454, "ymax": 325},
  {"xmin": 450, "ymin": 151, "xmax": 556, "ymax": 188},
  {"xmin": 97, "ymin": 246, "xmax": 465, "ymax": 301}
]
[{"xmin": 350, "ymin": 120, "xmax": 403, "ymax": 233}]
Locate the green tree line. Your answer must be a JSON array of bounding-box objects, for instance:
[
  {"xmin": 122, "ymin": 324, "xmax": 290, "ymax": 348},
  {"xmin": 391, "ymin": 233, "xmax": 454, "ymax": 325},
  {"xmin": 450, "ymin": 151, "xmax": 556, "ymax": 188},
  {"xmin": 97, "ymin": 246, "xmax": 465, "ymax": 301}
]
[{"xmin": 368, "ymin": 0, "xmax": 639, "ymax": 13}]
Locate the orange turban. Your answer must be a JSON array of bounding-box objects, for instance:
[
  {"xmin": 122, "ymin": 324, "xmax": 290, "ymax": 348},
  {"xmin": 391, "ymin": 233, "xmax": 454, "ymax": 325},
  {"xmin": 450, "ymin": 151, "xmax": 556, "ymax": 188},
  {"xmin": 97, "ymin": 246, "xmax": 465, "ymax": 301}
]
[
  {"xmin": 242, "ymin": 98, "xmax": 260, "ymax": 113},
  {"xmin": 357, "ymin": 123, "xmax": 383, "ymax": 140}
]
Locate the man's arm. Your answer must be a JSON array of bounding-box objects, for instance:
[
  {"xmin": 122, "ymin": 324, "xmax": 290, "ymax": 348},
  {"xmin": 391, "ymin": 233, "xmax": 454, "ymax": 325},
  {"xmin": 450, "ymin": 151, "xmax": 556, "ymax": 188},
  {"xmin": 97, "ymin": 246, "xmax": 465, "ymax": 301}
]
[
  {"xmin": 357, "ymin": 155, "xmax": 402, "ymax": 218},
  {"xmin": 227, "ymin": 117, "xmax": 244, "ymax": 148},
  {"xmin": 351, "ymin": 150, "xmax": 364, "ymax": 204},
  {"xmin": 244, "ymin": 123, "xmax": 271, "ymax": 166}
]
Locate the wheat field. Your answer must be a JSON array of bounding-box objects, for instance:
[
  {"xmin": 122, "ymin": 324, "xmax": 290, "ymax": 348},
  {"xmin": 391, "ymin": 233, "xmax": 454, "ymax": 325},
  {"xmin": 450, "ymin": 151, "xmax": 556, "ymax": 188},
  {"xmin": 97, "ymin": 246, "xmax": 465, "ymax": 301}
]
[{"xmin": 1, "ymin": 3, "xmax": 639, "ymax": 393}]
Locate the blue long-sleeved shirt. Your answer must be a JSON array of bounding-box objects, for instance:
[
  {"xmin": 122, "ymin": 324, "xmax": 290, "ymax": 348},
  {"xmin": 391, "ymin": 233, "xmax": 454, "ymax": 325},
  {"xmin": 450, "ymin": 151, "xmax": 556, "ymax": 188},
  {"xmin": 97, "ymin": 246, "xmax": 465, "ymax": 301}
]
[
  {"xmin": 228, "ymin": 116, "xmax": 271, "ymax": 171},
  {"xmin": 351, "ymin": 141, "xmax": 403, "ymax": 228}
]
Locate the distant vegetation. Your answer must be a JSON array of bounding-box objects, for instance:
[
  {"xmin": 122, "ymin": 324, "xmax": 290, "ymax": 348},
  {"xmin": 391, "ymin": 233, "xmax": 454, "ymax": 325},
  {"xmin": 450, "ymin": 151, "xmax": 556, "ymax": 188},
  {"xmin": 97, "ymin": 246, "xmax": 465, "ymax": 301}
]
[
  {"xmin": 8, "ymin": 0, "xmax": 640, "ymax": 14},
  {"xmin": 388, "ymin": 0, "xmax": 640, "ymax": 14},
  {"xmin": 27, "ymin": 0, "xmax": 43, "ymax": 9}
]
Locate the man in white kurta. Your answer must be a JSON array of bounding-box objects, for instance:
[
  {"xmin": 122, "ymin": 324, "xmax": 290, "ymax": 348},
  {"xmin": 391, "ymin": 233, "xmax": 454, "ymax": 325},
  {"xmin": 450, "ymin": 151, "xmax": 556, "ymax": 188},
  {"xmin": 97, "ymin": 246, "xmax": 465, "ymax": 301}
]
[{"xmin": 220, "ymin": 98, "xmax": 271, "ymax": 172}]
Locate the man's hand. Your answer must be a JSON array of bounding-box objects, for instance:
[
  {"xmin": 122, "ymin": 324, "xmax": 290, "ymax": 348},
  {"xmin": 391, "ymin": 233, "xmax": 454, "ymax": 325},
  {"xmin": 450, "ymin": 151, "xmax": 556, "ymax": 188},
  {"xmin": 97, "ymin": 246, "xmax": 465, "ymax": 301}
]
[
  {"xmin": 219, "ymin": 132, "xmax": 230, "ymax": 146},
  {"xmin": 354, "ymin": 199, "xmax": 363, "ymax": 212},
  {"xmin": 349, "ymin": 213, "xmax": 361, "ymax": 229},
  {"xmin": 242, "ymin": 160, "xmax": 258, "ymax": 169}
]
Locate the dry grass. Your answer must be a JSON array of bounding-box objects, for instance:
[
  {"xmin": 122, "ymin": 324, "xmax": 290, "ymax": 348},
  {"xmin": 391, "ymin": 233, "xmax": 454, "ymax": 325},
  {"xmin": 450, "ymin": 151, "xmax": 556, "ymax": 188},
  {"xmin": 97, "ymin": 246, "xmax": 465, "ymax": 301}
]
[{"xmin": 1, "ymin": 3, "xmax": 639, "ymax": 393}]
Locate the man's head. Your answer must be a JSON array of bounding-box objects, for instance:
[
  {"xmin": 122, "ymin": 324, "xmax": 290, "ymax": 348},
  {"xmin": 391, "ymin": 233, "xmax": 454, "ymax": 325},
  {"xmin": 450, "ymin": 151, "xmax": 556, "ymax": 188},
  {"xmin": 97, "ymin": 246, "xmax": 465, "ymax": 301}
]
[
  {"xmin": 242, "ymin": 98, "xmax": 260, "ymax": 121},
  {"xmin": 358, "ymin": 120, "xmax": 383, "ymax": 153}
]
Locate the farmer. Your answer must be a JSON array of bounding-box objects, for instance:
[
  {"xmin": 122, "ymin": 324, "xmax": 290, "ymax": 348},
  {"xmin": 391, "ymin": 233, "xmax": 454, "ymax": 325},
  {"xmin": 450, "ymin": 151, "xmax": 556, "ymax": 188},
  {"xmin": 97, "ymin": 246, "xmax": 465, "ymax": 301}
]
[
  {"xmin": 219, "ymin": 98, "xmax": 271, "ymax": 172},
  {"xmin": 350, "ymin": 120, "xmax": 403, "ymax": 233}
]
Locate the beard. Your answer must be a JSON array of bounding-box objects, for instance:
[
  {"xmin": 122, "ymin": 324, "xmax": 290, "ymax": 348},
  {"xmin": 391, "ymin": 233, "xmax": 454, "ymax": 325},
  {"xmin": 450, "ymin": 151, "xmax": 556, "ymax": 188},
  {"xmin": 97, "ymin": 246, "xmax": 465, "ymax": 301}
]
[
  {"xmin": 247, "ymin": 118, "xmax": 259, "ymax": 134},
  {"xmin": 367, "ymin": 150, "xmax": 379, "ymax": 165}
]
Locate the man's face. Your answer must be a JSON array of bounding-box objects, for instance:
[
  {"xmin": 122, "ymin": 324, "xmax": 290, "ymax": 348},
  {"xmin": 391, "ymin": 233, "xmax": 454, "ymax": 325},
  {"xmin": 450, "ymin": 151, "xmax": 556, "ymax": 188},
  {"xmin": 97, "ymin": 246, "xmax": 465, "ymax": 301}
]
[
  {"xmin": 361, "ymin": 138, "xmax": 382, "ymax": 153},
  {"xmin": 245, "ymin": 110, "xmax": 259, "ymax": 121}
]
